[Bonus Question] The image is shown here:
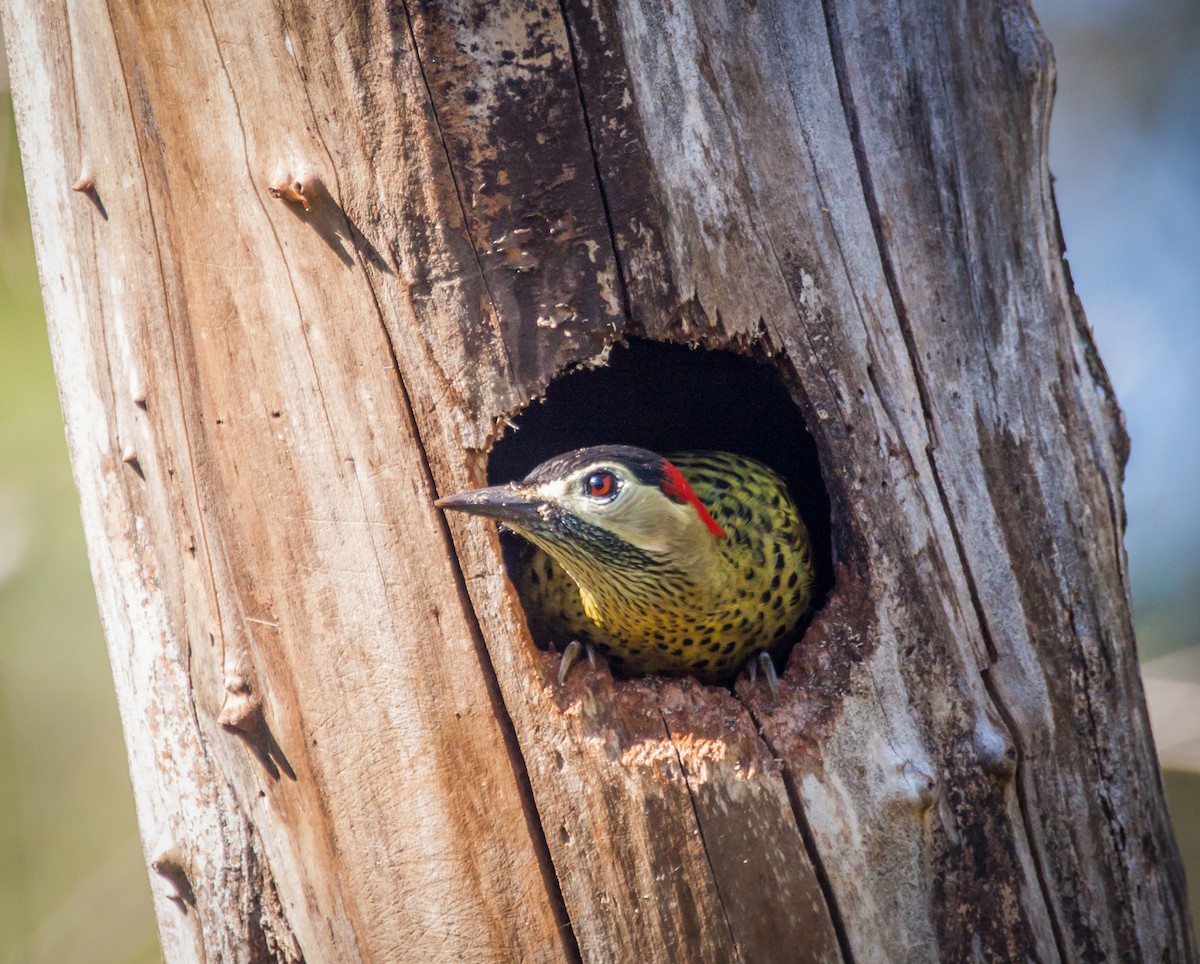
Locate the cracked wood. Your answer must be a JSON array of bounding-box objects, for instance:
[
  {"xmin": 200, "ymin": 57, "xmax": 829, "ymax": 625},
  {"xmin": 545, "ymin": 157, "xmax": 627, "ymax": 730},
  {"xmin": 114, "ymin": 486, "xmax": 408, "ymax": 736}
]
[{"xmin": 4, "ymin": 0, "xmax": 1194, "ymax": 961}]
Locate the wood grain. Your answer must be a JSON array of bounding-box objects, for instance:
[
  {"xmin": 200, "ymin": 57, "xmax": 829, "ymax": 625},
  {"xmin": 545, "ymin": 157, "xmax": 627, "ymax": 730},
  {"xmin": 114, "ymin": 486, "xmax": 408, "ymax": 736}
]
[{"xmin": 4, "ymin": 0, "xmax": 1193, "ymax": 960}]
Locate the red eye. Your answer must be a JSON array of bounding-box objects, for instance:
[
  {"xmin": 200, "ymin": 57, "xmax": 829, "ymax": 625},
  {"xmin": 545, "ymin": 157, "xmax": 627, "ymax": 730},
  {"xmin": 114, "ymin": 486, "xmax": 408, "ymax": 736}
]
[{"xmin": 584, "ymin": 471, "xmax": 617, "ymax": 499}]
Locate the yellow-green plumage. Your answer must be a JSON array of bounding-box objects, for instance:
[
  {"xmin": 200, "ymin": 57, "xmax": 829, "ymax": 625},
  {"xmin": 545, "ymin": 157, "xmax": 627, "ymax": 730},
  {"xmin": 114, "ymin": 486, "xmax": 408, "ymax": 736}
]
[{"xmin": 514, "ymin": 452, "xmax": 814, "ymax": 683}]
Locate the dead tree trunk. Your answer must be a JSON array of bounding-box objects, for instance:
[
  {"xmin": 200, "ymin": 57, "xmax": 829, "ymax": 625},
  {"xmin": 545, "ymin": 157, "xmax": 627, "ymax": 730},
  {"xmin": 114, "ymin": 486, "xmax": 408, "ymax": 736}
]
[{"xmin": 4, "ymin": 0, "xmax": 1193, "ymax": 960}]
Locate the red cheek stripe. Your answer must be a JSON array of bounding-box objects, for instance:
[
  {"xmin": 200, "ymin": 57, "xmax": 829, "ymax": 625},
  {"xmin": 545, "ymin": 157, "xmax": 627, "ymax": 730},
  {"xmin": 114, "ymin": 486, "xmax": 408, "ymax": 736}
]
[{"xmin": 662, "ymin": 461, "xmax": 726, "ymax": 538}]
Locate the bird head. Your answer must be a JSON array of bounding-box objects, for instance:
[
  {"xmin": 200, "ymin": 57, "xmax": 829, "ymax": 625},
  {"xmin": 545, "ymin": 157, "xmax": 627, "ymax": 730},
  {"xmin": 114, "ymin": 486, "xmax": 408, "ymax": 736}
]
[{"xmin": 435, "ymin": 445, "xmax": 726, "ymax": 595}]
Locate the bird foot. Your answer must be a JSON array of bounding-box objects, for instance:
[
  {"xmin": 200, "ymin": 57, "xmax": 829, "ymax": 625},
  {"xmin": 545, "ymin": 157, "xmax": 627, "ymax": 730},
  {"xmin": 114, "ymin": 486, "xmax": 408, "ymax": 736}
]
[
  {"xmin": 746, "ymin": 651, "xmax": 780, "ymax": 696},
  {"xmin": 557, "ymin": 640, "xmax": 597, "ymax": 685}
]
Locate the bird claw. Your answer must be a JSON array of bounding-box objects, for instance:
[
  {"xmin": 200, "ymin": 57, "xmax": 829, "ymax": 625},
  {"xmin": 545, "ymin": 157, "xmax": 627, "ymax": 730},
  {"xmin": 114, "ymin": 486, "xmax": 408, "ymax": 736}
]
[
  {"xmin": 557, "ymin": 640, "xmax": 596, "ymax": 685},
  {"xmin": 747, "ymin": 651, "xmax": 780, "ymax": 696}
]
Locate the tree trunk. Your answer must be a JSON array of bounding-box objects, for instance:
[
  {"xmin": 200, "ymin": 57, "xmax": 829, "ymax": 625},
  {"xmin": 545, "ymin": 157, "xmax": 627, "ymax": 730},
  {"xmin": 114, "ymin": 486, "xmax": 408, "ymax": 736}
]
[{"xmin": 4, "ymin": 0, "xmax": 1193, "ymax": 960}]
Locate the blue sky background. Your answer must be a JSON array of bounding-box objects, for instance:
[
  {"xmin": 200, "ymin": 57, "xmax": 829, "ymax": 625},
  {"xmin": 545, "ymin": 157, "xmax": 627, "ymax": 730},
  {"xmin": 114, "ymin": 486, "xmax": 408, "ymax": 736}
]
[{"xmin": 1041, "ymin": 0, "xmax": 1200, "ymax": 656}]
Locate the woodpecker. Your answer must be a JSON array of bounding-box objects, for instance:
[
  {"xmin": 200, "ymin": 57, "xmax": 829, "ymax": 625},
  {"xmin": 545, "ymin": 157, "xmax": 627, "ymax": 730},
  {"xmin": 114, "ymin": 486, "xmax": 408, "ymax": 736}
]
[{"xmin": 436, "ymin": 446, "xmax": 814, "ymax": 689}]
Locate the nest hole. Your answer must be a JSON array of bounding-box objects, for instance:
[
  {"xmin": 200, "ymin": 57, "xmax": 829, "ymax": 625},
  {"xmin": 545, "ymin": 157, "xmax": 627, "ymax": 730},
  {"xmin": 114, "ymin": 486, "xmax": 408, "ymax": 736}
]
[{"xmin": 487, "ymin": 338, "xmax": 833, "ymax": 680}]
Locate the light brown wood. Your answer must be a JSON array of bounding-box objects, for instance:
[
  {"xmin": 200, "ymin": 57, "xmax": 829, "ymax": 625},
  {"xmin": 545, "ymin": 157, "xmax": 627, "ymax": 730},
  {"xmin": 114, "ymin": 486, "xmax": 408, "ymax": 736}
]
[{"xmin": 4, "ymin": 0, "xmax": 1193, "ymax": 960}]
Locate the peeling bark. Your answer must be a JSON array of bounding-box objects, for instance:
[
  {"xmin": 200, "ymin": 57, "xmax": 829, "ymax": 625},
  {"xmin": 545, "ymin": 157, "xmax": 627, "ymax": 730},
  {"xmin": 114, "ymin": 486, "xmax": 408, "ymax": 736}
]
[{"xmin": 3, "ymin": 0, "xmax": 1193, "ymax": 961}]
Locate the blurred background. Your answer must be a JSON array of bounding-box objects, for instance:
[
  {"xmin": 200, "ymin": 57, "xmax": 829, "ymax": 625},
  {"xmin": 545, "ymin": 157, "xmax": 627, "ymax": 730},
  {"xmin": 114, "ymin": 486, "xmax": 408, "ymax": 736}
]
[
  {"xmin": 1039, "ymin": 0, "xmax": 1200, "ymax": 929},
  {"xmin": 0, "ymin": 1, "xmax": 1196, "ymax": 959}
]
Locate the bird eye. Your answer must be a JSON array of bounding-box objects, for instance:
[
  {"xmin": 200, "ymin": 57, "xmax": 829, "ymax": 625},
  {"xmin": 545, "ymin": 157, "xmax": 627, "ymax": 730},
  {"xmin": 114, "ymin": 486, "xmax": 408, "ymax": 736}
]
[{"xmin": 584, "ymin": 471, "xmax": 617, "ymax": 500}]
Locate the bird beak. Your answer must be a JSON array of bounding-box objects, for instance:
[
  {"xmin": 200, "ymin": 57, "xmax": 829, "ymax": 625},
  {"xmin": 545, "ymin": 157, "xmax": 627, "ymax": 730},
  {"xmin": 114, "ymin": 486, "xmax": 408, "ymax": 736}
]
[{"xmin": 434, "ymin": 483, "xmax": 548, "ymax": 525}]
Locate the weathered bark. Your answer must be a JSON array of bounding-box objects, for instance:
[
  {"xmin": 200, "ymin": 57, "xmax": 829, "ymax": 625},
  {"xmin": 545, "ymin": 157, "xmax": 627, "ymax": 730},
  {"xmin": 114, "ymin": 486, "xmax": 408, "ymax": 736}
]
[{"xmin": 3, "ymin": 0, "xmax": 1193, "ymax": 961}]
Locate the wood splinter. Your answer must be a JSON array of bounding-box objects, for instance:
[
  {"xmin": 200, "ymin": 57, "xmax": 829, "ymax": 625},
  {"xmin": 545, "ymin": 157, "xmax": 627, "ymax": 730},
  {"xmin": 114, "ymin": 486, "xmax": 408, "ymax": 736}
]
[
  {"xmin": 121, "ymin": 446, "xmax": 145, "ymax": 479},
  {"xmin": 151, "ymin": 835, "xmax": 194, "ymax": 905},
  {"xmin": 71, "ymin": 171, "xmax": 95, "ymax": 193},
  {"xmin": 219, "ymin": 673, "xmax": 262, "ymax": 734},
  {"xmin": 218, "ymin": 671, "xmax": 294, "ymax": 780},
  {"xmin": 268, "ymin": 177, "xmax": 310, "ymax": 210},
  {"xmin": 975, "ymin": 716, "xmax": 1019, "ymax": 782},
  {"xmin": 899, "ymin": 758, "xmax": 938, "ymax": 813}
]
